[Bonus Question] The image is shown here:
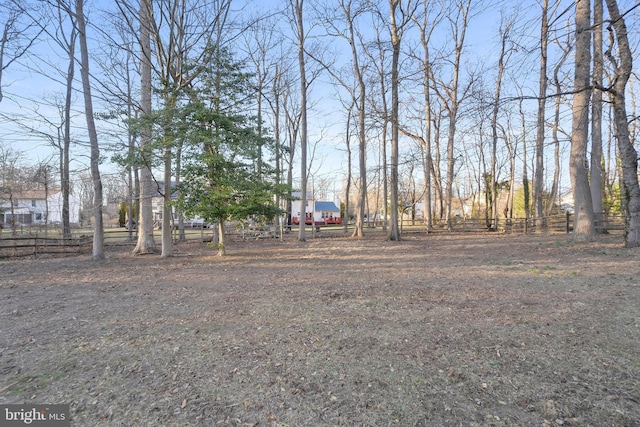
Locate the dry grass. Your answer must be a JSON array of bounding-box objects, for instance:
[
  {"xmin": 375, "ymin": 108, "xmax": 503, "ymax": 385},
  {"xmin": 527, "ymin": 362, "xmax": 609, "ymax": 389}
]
[{"xmin": 1, "ymin": 232, "xmax": 639, "ymax": 426}]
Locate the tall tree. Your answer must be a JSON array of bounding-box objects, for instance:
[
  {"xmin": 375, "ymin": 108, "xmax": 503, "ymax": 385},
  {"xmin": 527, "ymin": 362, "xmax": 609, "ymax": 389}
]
[
  {"xmin": 533, "ymin": 0, "xmax": 550, "ymax": 225},
  {"xmin": 8, "ymin": 1, "xmax": 77, "ymax": 240},
  {"xmin": 243, "ymin": 17, "xmax": 289, "ymax": 235},
  {"xmin": 604, "ymin": 0, "xmax": 640, "ymax": 246},
  {"xmin": 291, "ymin": 0, "xmax": 309, "ymax": 242},
  {"xmin": 131, "ymin": 0, "xmax": 156, "ymax": 255},
  {"xmin": 548, "ymin": 35, "xmax": 571, "ymax": 216},
  {"xmin": 59, "ymin": 2, "xmax": 75, "ymax": 242},
  {"xmin": 315, "ymin": 0, "xmax": 369, "ymax": 238},
  {"xmin": 75, "ymin": 0, "xmax": 104, "ymax": 259},
  {"xmin": 490, "ymin": 16, "xmax": 514, "ymax": 230},
  {"xmin": 178, "ymin": 48, "xmax": 288, "ymax": 255},
  {"xmin": 365, "ymin": 27, "xmax": 390, "ymax": 232},
  {"xmin": 590, "ymin": 0, "xmax": 604, "ymax": 231},
  {"xmin": 387, "ymin": 0, "xmax": 417, "ymax": 241},
  {"xmin": 569, "ymin": 0, "xmax": 595, "ymax": 241},
  {"xmin": 414, "ymin": 0, "xmax": 440, "ymax": 230},
  {"xmin": 343, "ymin": 0, "xmax": 367, "ymax": 239},
  {"xmin": 432, "ymin": 0, "xmax": 472, "ymax": 231}
]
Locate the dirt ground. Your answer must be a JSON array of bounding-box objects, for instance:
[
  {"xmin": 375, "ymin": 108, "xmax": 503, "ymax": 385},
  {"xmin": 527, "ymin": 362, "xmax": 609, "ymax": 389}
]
[{"xmin": 0, "ymin": 232, "xmax": 639, "ymax": 426}]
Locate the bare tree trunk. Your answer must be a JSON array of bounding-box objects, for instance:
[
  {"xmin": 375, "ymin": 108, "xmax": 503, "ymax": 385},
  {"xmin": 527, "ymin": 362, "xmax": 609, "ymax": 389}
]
[
  {"xmin": 590, "ymin": 0, "xmax": 604, "ymax": 231},
  {"xmin": 217, "ymin": 221, "xmax": 226, "ymax": 256},
  {"xmin": 534, "ymin": 0, "xmax": 549, "ymax": 227},
  {"xmin": 161, "ymin": 147, "xmax": 173, "ymax": 257},
  {"xmin": 416, "ymin": 0, "xmax": 436, "ymax": 230},
  {"xmin": 503, "ymin": 127, "xmax": 516, "ymax": 221},
  {"xmin": 490, "ymin": 21, "xmax": 511, "ymax": 231},
  {"xmin": 367, "ymin": 29, "xmax": 389, "ymax": 233},
  {"xmin": 570, "ymin": 0, "xmax": 595, "ymax": 241},
  {"xmin": 547, "ymin": 39, "xmax": 570, "ymax": 216},
  {"xmin": 325, "ymin": 0, "xmax": 368, "ymax": 239},
  {"xmin": 604, "ymin": 0, "xmax": 640, "ymax": 246},
  {"xmin": 441, "ymin": 0, "xmax": 469, "ymax": 231},
  {"xmin": 387, "ymin": 0, "xmax": 401, "ymax": 241},
  {"xmin": 432, "ymin": 113, "xmax": 444, "ymax": 222},
  {"xmin": 293, "ymin": 0, "xmax": 308, "ymax": 242},
  {"xmin": 286, "ymin": 115, "xmax": 296, "ymax": 229},
  {"xmin": 519, "ymin": 98, "xmax": 530, "ymax": 227},
  {"xmin": 76, "ymin": 0, "xmax": 104, "ymax": 260},
  {"xmin": 62, "ymin": 22, "xmax": 76, "ymax": 241},
  {"xmin": 133, "ymin": 0, "xmax": 156, "ymax": 255},
  {"xmin": 273, "ymin": 66, "xmax": 283, "ymax": 235},
  {"xmin": 344, "ymin": 104, "xmax": 353, "ymax": 234},
  {"xmin": 381, "ymin": 121, "xmax": 388, "ymax": 232}
]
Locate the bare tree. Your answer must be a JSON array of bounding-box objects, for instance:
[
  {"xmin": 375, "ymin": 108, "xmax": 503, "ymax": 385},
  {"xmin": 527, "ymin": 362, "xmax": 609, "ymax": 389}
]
[
  {"xmin": 11, "ymin": 0, "xmax": 79, "ymax": 241},
  {"xmin": 290, "ymin": 0, "xmax": 309, "ymax": 242},
  {"xmin": 59, "ymin": 2, "xmax": 75, "ymax": 242},
  {"xmin": 152, "ymin": 1, "xmax": 231, "ymax": 256},
  {"xmin": 0, "ymin": 1, "xmax": 41, "ymax": 102},
  {"xmin": 387, "ymin": 0, "xmax": 417, "ymax": 241},
  {"xmin": 604, "ymin": 0, "xmax": 640, "ymax": 246},
  {"xmin": 590, "ymin": 0, "xmax": 604, "ymax": 231},
  {"xmin": 314, "ymin": 0, "xmax": 370, "ymax": 238},
  {"xmin": 281, "ymin": 68, "xmax": 301, "ymax": 229},
  {"xmin": 569, "ymin": 0, "xmax": 595, "ymax": 241},
  {"xmin": 413, "ymin": 0, "xmax": 442, "ymax": 230},
  {"xmin": 547, "ymin": 33, "xmax": 571, "ymax": 216},
  {"xmin": 533, "ymin": 0, "xmax": 550, "ymax": 226},
  {"xmin": 518, "ymin": 95, "xmax": 531, "ymax": 225},
  {"xmin": 432, "ymin": 0, "xmax": 473, "ymax": 231},
  {"xmin": 343, "ymin": 100, "xmax": 354, "ymax": 233},
  {"xmin": 131, "ymin": 0, "xmax": 156, "ymax": 255},
  {"xmin": 33, "ymin": 162, "xmax": 54, "ymax": 236},
  {"xmin": 94, "ymin": 10, "xmax": 142, "ymax": 242},
  {"xmin": 490, "ymin": 15, "xmax": 514, "ymax": 230},
  {"xmin": 0, "ymin": 144, "xmax": 26, "ymax": 234},
  {"xmin": 364, "ymin": 27, "xmax": 390, "ymax": 232},
  {"xmin": 388, "ymin": 0, "xmax": 401, "ymax": 240},
  {"xmin": 75, "ymin": 0, "xmax": 105, "ymax": 259}
]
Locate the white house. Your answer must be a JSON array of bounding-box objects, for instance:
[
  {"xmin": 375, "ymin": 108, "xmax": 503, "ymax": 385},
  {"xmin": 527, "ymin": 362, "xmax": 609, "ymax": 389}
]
[
  {"xmin": 149, "ymin": 182, "xmax": 206, "ymax": 227},
  {"xmin": 151, "ymin": 181, "xmax": 179, "ymax": 225},
  {"xmin": 290, "ymin": 192, "xmax": 341, "ymax": 225},
  {"xmin": 0, "ymin": 190, "xmax": 80, "ymax": 227},
  {"xmin": 46, "ymin": 191, "xmax": 81, "ymax": 224}
]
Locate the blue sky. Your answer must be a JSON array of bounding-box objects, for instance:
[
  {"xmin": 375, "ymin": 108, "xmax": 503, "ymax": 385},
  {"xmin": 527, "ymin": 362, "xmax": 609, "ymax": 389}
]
[{"xmin": 2, "ymin": 0, "xmax": 639, "ymax": 205}]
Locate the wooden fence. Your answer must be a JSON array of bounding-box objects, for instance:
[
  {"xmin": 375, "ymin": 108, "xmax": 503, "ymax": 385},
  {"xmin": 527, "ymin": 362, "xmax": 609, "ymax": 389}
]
[
  {"xmin": 0, "ymin": 213, "xmax": 627, "ymax": 258},
  {"xmin": 389, "ymin": 212, "xmax": 626, "ymax": 235},
  {"xmin": 0, "ymin": 225, "xmax": 227, "ymax": 258},
  {"xmin": 0, "ymin": 234, "xmax": 93, "ymax": 258}
]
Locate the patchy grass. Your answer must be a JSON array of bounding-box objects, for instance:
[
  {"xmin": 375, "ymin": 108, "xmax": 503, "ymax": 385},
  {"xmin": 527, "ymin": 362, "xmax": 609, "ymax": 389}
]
[{"xmin": 1, "ymin": 233, "xmax": 639, "ymax": 426}]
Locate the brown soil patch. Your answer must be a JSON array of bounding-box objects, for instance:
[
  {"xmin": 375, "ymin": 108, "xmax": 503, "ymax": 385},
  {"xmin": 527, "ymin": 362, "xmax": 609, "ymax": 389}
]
[{"xmin": 1, "ymin": 233, "xmax": 639, "ymax": 426}]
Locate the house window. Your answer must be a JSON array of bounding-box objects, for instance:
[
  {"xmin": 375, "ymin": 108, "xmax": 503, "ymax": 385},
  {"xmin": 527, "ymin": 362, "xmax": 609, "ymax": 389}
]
[
  {"xmin": 35, "ymin": 213, "xmax": 42, "ymax": 221},
  {"xmin": 31, "ymin": 200, "xmax": 36, "ymax": 207}
]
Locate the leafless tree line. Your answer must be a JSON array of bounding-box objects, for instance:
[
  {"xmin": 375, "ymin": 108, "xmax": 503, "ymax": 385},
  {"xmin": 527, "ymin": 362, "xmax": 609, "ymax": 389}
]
[{"xmin": 1, "ymin": 0, "xmax": 639, "ymax": 255}]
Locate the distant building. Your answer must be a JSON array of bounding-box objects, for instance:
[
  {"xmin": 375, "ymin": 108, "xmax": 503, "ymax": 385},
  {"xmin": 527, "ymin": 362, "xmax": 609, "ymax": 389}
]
[
  {"xmin": 150, "ymin": 182, "xmax": 206, "ymax": 227},
  {"xmin": 291, "ymin": 192, "xmax": 341, "ymax": 225},
  {"xmin": 0, "ymin": 190, "xmax": 80, "ymax": 227}
]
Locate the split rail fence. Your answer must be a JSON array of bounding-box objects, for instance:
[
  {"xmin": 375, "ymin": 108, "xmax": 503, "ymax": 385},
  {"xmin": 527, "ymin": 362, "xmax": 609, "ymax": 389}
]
[{"xmin": 0, "ymin": 212, "xmax": 626, "ymax": 258}]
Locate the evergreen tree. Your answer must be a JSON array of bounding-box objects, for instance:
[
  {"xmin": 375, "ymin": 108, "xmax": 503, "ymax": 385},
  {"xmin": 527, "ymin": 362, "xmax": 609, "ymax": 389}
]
[{"xmin": 177, "ymin": 46, "xmax": 289, "ymax": 255}]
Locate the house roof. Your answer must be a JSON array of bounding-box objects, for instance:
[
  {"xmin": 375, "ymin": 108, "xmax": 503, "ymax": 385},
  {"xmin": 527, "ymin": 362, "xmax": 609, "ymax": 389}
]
[
  {"xmin": 152, "ymin": 182, "xmax": 179, "ymax": 199},
  {"xmin": 8, "ymin": 190, "xmax": 61, "ymax": 200},
  {"xmin": 315, "ymin": 201, "xmax": 339, "ymax": 212}
]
